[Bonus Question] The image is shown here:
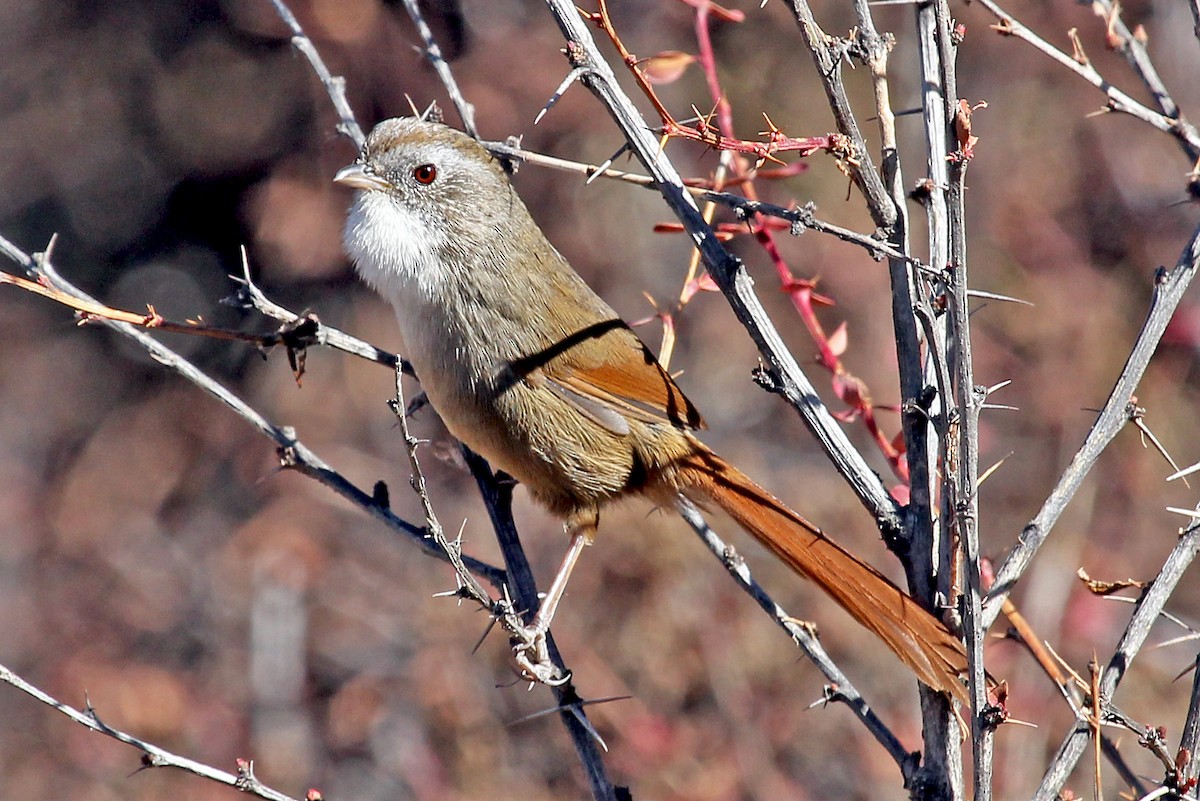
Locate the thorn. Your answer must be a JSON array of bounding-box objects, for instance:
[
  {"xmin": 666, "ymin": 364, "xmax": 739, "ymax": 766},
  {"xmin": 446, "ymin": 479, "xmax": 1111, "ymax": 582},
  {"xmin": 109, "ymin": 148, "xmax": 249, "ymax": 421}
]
[
  {"xmin": 966, "ymin": 288, "xmax": 1034, "ymax": 306},
  {"xmin": 44, "ymin": 232, "xmax": 59, "ymax": 266},
  {"xmin": 1165, "ymin": 506, "xmax": 1200, "ymax": 520},
  {"xmin": 471, "ymin": 615, "xmax": 500, "ymax": 655},
  {"xmin": 569, "ymin": 705, "xmax": 610, "ymax": 752},
  {"xmin": 536, "ymin": 67, "xmax": 588, "ymax": 125},
  {"xmin": 1156, "ymin": 632, "xmax": 1200, "ymax": 653},
  {"xmin": 1129, "ymin": 410, "xmax": 1188, "ymax": 485},
  {"xmin": 1002, "ymin": 716, "xmax": 1040, "ymax": 729},
  {"xmin": 976, "ymin": 453, "xmax": 1011, "ymax": 488},
  {"xmin": 806, "ymin": 694, "xmax": 831, "ymax": 710},
  {"xmin": 1167, "ymin": 462, "xmax": 1200, "ymax": 482},
  {"xmin": 586, "ymin": 142, "xmax": 629, "ymax": 186}
]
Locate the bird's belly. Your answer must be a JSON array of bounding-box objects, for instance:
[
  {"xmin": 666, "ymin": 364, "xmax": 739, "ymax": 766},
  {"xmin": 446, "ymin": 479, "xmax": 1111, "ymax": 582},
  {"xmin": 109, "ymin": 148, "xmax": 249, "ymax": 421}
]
[{"xmin": 397, "ymin": 316, "xmax": 635, "ymax": 516}]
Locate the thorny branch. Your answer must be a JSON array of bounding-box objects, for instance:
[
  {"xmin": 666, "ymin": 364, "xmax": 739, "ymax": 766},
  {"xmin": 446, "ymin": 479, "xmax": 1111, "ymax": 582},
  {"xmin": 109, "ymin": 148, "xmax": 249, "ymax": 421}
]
[
  {"xmin": 974, "ymin": 0, "xmax": 1200, "ymax": 166},
  {"xmin": 1031, "ymin": 522, "xmax": 1200, "ymax": 801},
  {"xmin": 0, "ymin": 663, "xmax": 303, "ymax": 801},
  {"xmin": 983, "ymin": 221, "xmax": 1200, "ymax": 627},
  {"xmin": 540, "ymin": 0, "xmax": 905, "ymax": 539},
  {"xmin": 481, "ymin": 139, "xmax": 928, "ymax": 269},
  {"xmin": 266, "ymin": 0, "xmax": 363, "ymax": 148},
  {"xmin": 587, "ymin": 0, "xmax": 839, "ymax": 164},
  {"xmin": 459, "ymin": 448, "xmax": 617, "ymax": 798},
  {"xmin": 5, "ymin": 0, "xmax": 1200, "ymax": 799},
  {"xmin": 675, "ymin": 499, "xmax": 917, "ymax": 783},
  {"xmin": 0, "ymin": 235, "xmax": 507, "ymax": 586}
]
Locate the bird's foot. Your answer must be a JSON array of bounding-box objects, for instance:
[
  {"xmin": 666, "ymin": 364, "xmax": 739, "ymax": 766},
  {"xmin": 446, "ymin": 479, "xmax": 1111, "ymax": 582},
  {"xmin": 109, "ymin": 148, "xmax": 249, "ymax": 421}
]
[{"xmin": 511, "ymin": 625, "xmax": 569, "ymax": 686}]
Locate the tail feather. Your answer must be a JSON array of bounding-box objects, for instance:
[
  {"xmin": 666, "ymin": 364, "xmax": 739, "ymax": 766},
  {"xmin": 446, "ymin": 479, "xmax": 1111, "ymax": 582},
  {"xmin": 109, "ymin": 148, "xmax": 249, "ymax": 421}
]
[{"xmin": 677, "ymin": 449, "xmax": 973, "ymax": 705}]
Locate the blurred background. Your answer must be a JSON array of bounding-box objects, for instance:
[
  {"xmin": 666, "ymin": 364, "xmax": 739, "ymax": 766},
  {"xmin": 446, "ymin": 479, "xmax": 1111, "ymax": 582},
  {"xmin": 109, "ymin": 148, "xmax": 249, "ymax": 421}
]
[{"xmin": 1, "ymin": 0, "xmax": 1199, "ymax": 799}]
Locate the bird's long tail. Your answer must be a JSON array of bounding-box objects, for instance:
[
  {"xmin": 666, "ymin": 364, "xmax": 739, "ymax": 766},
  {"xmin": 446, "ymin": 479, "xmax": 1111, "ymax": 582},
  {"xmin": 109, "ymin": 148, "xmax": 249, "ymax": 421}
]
[{"xmin": 676, "ymin": 448, "xmax": 973, "ymax": 704}]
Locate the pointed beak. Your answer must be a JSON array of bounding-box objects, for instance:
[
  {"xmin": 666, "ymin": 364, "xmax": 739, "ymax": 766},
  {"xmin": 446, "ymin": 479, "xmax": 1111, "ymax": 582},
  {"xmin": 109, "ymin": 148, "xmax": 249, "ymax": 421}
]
[{"xmin": 334, "ymin": 163, "xmax": 392, "ymax": 192}]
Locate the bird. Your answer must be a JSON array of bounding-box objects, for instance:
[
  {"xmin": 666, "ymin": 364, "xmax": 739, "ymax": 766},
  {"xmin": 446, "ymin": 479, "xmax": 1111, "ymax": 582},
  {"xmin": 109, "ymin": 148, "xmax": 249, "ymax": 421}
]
[{"xmin": 335, "ymin": 116, "xmax": 973, "ymax": 703}]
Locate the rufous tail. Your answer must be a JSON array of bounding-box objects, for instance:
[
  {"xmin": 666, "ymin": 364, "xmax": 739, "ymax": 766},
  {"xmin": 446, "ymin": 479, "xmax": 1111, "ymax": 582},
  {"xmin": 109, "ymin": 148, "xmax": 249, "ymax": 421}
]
[{"xmin": 677, "ymin": 449, "xmax": 972, "ymax": 705}]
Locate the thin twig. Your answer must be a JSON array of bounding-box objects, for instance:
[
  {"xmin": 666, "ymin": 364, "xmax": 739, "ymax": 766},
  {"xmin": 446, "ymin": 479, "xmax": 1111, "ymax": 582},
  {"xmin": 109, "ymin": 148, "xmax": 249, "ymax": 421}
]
[
  {"xmin": 674, "ymin": 498, "xmax": 918, "ymax": 784},
  {"xmin": 1088, "ymin": 0, "xmax": 1179, "ymax": 118},
  {"xmin": 973, "ymin": 0, "xmax": 1200, "ymax": 163},
  {"xmin": 1031, "ymin": 522, "xmax": 1200, "ymax": 801},
  {"xmin": 781, "ymin": 0, "xmax": 897, "ymax": 228},
  {"xmin": 539, "ymin": 0, "xmax": 903, "ymax": 537},
  {"xmin": 481, "ymin": 140, "xmax": 924, "ymax": 268},
  {"xmin": 395, "ymin": 0, "xmax": 478, "ymax": 137},
  {"xmin": 0, "ymin": 662, "xmax": 301, "ymax": 801},
  {"xmin": 266, "ymin": 0, "xmax": 363, "ymax": 148},
  {"xmin": 388, "ymin": 365, "xmax": 516, "ymax": 625},
  {"xmin": 588, "ymin": 0, "xmax": 836, "ymax": 163},
  {"xmin": 0, "ymin": 233, "xmax": 507, "ymax": 588},
  {"xmin": 232, "ymin": 248, "xmax": 404, "ymax": 371},
  {"xmin": 983, "ymin": 224, "xmax": 1200, "ymax": 627}
]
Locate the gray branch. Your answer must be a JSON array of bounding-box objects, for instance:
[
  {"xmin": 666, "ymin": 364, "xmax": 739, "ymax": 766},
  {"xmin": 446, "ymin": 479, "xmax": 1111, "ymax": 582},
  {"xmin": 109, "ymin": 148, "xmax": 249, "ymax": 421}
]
[
  {"xmin": 0, "ymin": 662, "xmax": 300, "ymax": 801},
  {"xmin": 538, "ymin": 0, "xmax": 902, "ymax": 536},
  {"xmin": 0, "ymin": 234, "xmax": 507, "ymax": 588},
  {"xmin": 983, "ymin": 222, "xmax": 1200, "ymax": 628},
  {"xmin": 674, "ymin": 499, "xmax": 917, "ymax": 783},
  {"xmin": 1032, "ymin": 523, "xmax": 1200, "ymax": 801},
  {"xmin": 973, "ymin": 0, "xmax": 1200, "ymax": 163}
]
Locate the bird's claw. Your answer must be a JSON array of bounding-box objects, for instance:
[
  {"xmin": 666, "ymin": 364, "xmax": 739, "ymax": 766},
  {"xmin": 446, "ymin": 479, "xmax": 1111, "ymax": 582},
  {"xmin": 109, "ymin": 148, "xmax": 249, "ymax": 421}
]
[{"xmin": 511, "ymin": 626, "xmax": 569, "ymax": 686}]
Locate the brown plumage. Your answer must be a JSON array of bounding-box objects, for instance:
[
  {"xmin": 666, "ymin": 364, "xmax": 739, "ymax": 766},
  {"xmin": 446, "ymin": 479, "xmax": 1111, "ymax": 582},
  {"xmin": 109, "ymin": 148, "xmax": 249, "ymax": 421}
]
[
  {"xmin": 338, "ymin": 116, "xmax": 975, "ymax": 701},
  {"xmin": 676, "ymin": 449, "xmax": 971, "ymax": 704}
]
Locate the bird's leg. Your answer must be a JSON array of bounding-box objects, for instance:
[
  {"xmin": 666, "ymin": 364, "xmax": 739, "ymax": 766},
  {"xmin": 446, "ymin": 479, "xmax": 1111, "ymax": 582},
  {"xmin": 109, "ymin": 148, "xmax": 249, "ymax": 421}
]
[{"xmin": 512, "ymin": 517, "xmax": 594, "ymax": 685}]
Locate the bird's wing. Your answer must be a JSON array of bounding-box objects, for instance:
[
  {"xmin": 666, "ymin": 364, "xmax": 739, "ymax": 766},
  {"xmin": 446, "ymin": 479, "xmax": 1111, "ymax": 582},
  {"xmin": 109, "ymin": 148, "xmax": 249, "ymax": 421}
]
[{"xmin": 512, "ymin": 319, "xmax": 705, "ymax": 435}]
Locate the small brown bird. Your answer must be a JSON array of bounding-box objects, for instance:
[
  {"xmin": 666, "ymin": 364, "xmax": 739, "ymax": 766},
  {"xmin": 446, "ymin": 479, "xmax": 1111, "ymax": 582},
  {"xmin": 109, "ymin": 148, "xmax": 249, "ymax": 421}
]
[{"xmin": 336, "ymin": 117, "xmax": 971, "ymax": 702}]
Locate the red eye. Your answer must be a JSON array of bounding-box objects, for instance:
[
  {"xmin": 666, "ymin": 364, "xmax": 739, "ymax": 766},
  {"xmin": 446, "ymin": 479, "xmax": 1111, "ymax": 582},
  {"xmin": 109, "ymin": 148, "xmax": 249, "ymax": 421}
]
[{"xmin": 413, "ymin": 164, "xmax": 437, "ymax": 184}]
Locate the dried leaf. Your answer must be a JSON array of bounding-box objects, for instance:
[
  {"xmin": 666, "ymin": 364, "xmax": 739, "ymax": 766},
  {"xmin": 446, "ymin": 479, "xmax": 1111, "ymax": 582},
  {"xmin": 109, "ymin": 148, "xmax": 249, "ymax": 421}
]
[
  {"xmin": 827, "ymin": 322, "xmax": 849, "ymax": 357},
  {"xmin": 954, "ymin": 99, "xmax": 987, "ymax": 160},
  {"xmin": 643, "ymin": 51, "xmax": 695, "ymax": 85},
  {"xmin": 1077, "ymin": 567, "xmax": 1148, "ymax": 595}
]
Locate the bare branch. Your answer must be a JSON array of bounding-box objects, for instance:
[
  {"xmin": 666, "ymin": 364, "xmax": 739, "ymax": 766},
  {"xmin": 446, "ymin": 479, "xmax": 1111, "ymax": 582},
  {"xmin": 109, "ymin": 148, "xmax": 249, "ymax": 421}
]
[
  {"xmin": 781, "ymin": 0, "xmax": 897, "ymax": 227},
  {"xmin": 1032, "ymin": 522, "xmax": 1200, "ymax": 800},
  {"xmin": 0, "ymin": 233, "xmax": 507, "ymax": 587},
  {"xmin": 481, "ymin": 139, "xmax": 923, "ymax": 267},
  {"xmin": 265, "ymin": 0, "xmax": 363, "ymax": 148},
  {"xmin": 974, "ymin": 0, "xmax": 1200, "ymax": 163},
  {"xmin": 232, "ymin": 248, "xmax": 404, "ymax": 370},
  {"xmin": 539, "ymin": 0, "xmax": 903, "ymax": 535},
  {"xmin": 984, "ymin": 224, "xmax": 1200, "ymax": 627},
  {"xmin": 0, "ymin": 662, "xmax": 301, "ymax": 801},
  {"xmin": 1182, "ymin": 652, "xmax": 1200, "ymax": 789},
  {"xmin": 395, "ymin": 0, "xmax": 478, "ymax": 137},
  {"xmin": 459, "ymin": 450, "xmax": 618, "ymax": 800},
  {"xmin": 675, "ymin": 498, "xmax": 919, "ymax": 784},
  {"xmin": 1089, "ymin": 0, "xmax": 1181, "ymax": 121}
]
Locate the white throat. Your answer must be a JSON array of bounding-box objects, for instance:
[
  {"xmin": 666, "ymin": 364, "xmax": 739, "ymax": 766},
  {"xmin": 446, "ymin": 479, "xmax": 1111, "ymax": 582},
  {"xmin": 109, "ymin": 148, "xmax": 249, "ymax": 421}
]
[{"xmin": 343, "ymin": 191, "xmax": 448, "ymax": 308}]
